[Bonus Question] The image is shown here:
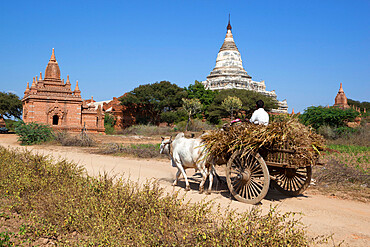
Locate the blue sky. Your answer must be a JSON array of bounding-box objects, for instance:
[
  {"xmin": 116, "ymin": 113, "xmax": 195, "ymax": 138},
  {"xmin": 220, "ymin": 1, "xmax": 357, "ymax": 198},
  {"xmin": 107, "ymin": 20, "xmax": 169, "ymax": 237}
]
[{"xmin": 1, "ymin": 0, "xmax": 369, "ymax": 112}]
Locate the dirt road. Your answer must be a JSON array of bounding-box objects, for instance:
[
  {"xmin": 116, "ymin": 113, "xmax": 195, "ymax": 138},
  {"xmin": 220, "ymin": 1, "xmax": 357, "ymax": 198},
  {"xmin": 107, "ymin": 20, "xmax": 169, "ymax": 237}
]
[{"xmin": 1, "ymin": 134, "xmax": 369, "ymax": 246}]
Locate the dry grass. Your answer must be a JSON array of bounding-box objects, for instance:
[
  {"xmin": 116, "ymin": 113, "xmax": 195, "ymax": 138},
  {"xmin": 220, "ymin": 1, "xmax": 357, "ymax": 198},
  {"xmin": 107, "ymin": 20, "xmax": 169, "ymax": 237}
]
[
  {"xmin": 53, "ymin": 131, "xmax": 96, "ymax": 147},
  {"xmin": 116, "ymin": 125, "xmax": 174, "ymax": 136},
  {"xmin": 0, "ymin": 146, "xmax": 328, "ymax": 246},
  {"xmin": 312, "ymin": 145, "xmax": 369, "ymax": 202},
  {"xmin": 98, "ymin": 143, "xmax": 167, "ymax": 159},
  {"xmin": 202, "ymin": 118, "xmax": 325, "ymax": 167}
]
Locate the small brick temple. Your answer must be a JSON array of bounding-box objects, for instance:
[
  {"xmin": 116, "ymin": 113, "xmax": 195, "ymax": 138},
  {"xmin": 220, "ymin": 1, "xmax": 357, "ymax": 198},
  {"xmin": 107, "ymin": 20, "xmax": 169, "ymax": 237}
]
[{"xmin": 22, "ymin": 49, "xmax": 105, "ymax": 133}]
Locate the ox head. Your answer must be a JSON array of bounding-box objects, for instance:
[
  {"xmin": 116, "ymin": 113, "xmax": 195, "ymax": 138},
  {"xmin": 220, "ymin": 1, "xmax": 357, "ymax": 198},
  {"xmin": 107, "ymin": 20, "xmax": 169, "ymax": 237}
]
[{"xmin": 160, "ymin": 136, "xmax": 172, "ymax": 155}]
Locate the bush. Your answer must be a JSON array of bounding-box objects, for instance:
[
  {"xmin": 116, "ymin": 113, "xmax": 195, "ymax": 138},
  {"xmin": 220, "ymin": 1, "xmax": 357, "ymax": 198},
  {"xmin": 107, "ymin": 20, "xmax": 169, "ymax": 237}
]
[
  {"xmin": 325, "ymin": 125, "xmax": 370, "ymax": 146},
  {"xmin": 14, "ymin": 122, "xmax": 54, "ymax": 145},
  {"xmin": 160, "ymin": 109, "xmax": 188, "ymax": 125},
  {"xmin": 117, "ymin": 124, "xmax": 174, "ymax": 136},
  {"xmin": 299, "ymin": 106, "xmax": 359, "ymax": 129},
  {"xmin": 0, "ymin": 146, "xmax": 314, "ymax": 246},
  {"xmin": 100, "ymin": 143, "xmax": 166, "ymax": 158},
  {"xmin": 4, "ymin": 119, "xmax": 18, "ymax": 132},
  {"xmin": 54, "ymin": 131, "xmax": 96, "ymax": 147},
  {"xmin": 175, "ymin": 119, "xmax": 215, "ymax": 132},
  {"xmin": 317, "ymin": 125, "xmax": 337, "ymax": 140}
]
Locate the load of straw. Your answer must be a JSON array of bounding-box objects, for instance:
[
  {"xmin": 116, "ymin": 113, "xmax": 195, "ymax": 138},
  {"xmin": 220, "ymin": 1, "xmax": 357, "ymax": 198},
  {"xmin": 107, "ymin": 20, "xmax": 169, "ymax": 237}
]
[{"xmin": 202, "ymin": 118, "xmax": 325, "ymax": 167}]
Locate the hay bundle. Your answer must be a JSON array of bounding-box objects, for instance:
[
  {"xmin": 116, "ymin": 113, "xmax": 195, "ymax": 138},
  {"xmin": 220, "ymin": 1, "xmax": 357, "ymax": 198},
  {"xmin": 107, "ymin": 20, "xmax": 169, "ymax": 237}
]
[{"xmin": 202, "ymin": 118, "xmax": 325, "ymax": 167}]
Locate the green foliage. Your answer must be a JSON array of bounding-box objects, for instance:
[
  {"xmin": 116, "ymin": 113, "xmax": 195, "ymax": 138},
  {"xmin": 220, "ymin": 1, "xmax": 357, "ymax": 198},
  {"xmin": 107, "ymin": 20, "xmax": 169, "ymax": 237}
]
[
  {"xmin": 347, "ymin": 98, "xmax": 370, "ymax": 113},
  {"xmin": 182, "ymin": 98, "xmax": 202, "ymax": 117},
  {"xmin": 3, "ymin": 119, "xmax": 18, "ymax": 132},
  {"xmin": 104, "ymin": 113, "xmax": 116, "ymax": 135},
  {"xmin": 0, "ymin": 231, "xmax": 13, "ymax": 247},
  {"xmin": 120, "ymin": 81, "xmax": 187, "ymax": 123},
  {"xmin": 207, "ymin": 89, "xmax": 278, "ymax": 124},
  {"xmin": 160, "ymin": 108, "xmax": 187, "ymax": 124},
  {"xmin": 299, "ymin": 106, "xmax": 359, "ymax": 129},
  {"xmin": 182, "ymin": 98, "xmax": 202, "ymax": 130},
  {"xmin": 0, "ymin": 92, "xmax": 22, "ymax": 119},
  {"xmin": 14, "ymin": 122, "xmax": 54, "ymax": 145},
  {"xmin": 0, "ymin": 146, "xmax": 313, "ymax": 246},
  {"xmin": 327, "ymin": 144, "xmax": 370, "ymax": 155},
  {"xmin": 185, "ymin": 81, "xmax": 217, "ymax": 111},
  {"xmin": 221, "ymin": 96, "xmax": 242, "ymax": 119}
]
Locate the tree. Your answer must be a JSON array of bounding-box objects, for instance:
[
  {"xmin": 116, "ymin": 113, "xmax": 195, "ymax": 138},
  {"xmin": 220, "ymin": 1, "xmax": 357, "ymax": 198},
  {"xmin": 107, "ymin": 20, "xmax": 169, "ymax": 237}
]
[
  {"xmin": 299, "ymin": 106, "xmax": 359, "ymax": 129},
  {"xmin": 222, "ymin": 96, "xmax": 242, "ymax": 120},
  {"xmin": 182, "ymin": 98, "xmax": 202, "ymax": 131},
  {"xmin": 0, "ymin": 92, "xmax": 22, "ymax": 119},
  {"xmin": 120, "ymin": 81, "xmax": 187, "ymax": 124},
  {"xmin": 206, "ymin": 89, "xmax": 278, "ymax": 124},
  {"xmin": 185, "ymin": 81, "xmax": 218, "ymax": 112}
]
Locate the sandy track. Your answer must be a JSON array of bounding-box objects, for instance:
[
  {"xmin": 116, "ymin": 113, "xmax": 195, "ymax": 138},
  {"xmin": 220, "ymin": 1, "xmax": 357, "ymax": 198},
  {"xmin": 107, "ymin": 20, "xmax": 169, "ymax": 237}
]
[{"xmin": 0, "ymin": 134, "xmax": 369, "ymax": 246}]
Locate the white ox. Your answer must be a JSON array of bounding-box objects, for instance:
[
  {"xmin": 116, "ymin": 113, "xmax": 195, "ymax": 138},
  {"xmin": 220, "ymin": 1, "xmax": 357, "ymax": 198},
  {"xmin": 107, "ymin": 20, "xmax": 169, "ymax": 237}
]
[{"xmin": 160, "ymin": 133, "xmax": 213, "ymax": 193}]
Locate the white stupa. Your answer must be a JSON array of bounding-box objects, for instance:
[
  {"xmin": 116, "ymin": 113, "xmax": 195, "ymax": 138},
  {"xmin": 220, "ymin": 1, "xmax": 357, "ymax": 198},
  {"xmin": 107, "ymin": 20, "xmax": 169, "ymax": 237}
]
[{"xmin": 202, "ymin": 19, "xmax": 288, "ymax": 113}]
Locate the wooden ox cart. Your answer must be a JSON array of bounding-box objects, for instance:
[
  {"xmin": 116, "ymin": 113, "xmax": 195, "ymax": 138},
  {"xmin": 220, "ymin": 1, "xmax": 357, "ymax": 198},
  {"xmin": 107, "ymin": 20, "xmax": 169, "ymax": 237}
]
[
  {"xmin": 203, "ymin": 119, "xmax": 323, "ymax": 204},
  {"xmin": 224, "ymin": 144, "xmax": 317, "ymax": 204}
]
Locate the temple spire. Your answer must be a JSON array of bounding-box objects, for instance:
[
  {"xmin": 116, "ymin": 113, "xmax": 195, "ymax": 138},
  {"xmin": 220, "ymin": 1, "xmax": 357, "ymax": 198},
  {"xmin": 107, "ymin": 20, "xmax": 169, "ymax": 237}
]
[
  {"xmin": 24, "ymin": 82, "xmax": 30, "ymax": 95},
  {"xmin": 50, "ymin": 48, "xmax": 56, "ymax": 62},
  {"xmin": 339, "ymin": 82, "xmax": 344, "ymax": 93},
  {"xmin": 66, "ymin": 75, "xmax": 70, "ymax": 84},
  {"xmin": 75, "ymin": 80, "xmax": 80, "ymax": 91},
  {"xmin": 227, "ymin": 14, "xmax": 232, "ymax": 31},
  {"xmin": 39, "ymin": 72, "xmax": 43, "ymax": 80},
  {"xmin": 31, "ymin": 77, "xmax": 36, "ymax": 88},
  {"xmin": 73, "ymin": 80, "xmax": 81, "ymax": 97}
]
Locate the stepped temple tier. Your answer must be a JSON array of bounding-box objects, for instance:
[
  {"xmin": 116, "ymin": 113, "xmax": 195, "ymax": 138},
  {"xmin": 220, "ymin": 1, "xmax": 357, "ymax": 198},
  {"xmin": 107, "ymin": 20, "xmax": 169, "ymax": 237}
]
[
  {"xmin": 22, "ymin": 49, "xmax": 105, "ymax": 133},
  {"xmin": 202, "ymin": 20, "xmax": 288, "ymax": 113}
]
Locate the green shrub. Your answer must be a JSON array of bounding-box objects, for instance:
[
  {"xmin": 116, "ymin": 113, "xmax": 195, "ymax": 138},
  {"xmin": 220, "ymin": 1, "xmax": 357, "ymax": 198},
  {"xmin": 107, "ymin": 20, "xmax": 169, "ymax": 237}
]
[
  {"xmin": 160, "ymin": 109, "xmax": 188, "ymax": 125},
  {"xmin": 104, "ymin": 113, "xmax": 116, "ymax": 135},
  {"xmin": 14, "ymin": 122, "xmax": 54, "ymax": 145},
  {"xmin": 299, "ymin": 106, "xmax": 359, "ymax": 129},
  {"xmin": 334, "ymin": 126, "xmax": 358, "ymax": 137},
  {"xmin": 3, "ymin": 119, "xmax": 18, "ymax": 132}
]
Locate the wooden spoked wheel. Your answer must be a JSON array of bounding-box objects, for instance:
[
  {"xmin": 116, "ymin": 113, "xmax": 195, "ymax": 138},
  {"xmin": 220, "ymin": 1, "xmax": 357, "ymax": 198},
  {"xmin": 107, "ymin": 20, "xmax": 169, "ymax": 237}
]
[
  {"xmin": 271, "ymin": 166, "xmax": 312, "ymax": 196},
  {"xmin": 226, "ymin": 150, "xmax": 270, "ymax": 204}
]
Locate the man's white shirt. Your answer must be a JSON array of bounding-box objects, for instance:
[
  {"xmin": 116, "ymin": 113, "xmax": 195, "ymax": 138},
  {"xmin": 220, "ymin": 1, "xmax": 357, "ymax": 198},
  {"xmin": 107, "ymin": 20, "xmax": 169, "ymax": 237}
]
[{"xmin": 250, "ymin": 108, "xmax": 269, "ymax": 126}]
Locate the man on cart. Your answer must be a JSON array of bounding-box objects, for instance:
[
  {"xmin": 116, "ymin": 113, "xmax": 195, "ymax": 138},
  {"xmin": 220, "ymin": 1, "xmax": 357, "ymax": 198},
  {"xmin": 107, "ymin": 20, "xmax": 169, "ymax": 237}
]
[{"xmin": 249, "ymin": 100, "xmax": 269, "ymax": 126}]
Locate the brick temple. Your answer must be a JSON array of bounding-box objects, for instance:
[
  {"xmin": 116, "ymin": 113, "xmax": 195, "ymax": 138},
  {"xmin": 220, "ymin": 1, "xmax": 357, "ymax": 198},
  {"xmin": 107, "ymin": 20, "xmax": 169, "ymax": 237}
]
[
  {"xmin": 22, "ymin": 49, "xmax": 105, "ymax": 133},
  {"xmin": 334, "ymin": 83, "xmax": 350, "ymax": 109}
]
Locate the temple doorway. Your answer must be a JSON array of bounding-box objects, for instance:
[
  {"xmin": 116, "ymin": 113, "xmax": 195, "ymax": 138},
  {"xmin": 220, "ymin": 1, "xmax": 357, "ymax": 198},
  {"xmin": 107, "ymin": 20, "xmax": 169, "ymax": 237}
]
[{"xmin": 52, "ymin": 115, "xmax": 59, "ymax": 125}]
